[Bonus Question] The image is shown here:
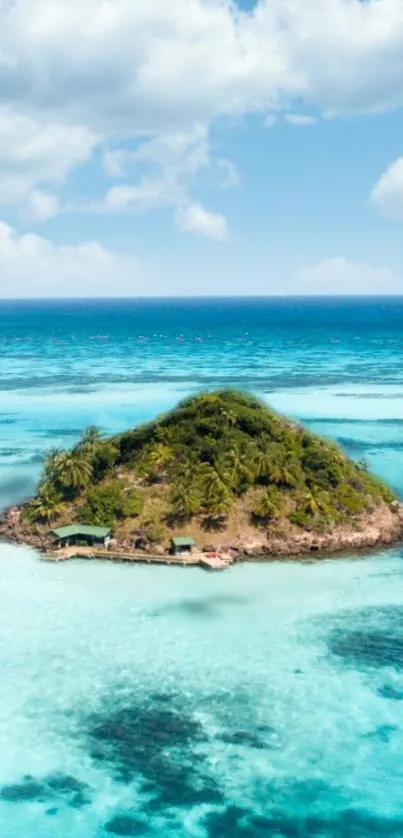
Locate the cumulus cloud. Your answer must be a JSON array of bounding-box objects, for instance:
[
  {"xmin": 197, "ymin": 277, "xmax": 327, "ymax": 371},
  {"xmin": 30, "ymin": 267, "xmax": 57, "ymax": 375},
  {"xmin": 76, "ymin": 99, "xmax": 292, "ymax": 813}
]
[
  {"xmin": 91, "ymin": 126, "xmax": 234, "ymax": 233},
  {"xmin": 0, "ymin": 106, "xmax": 96, "ymax": 211},
  {"xmin": 174, "ymin": 203, "xmax": 228, "ymax": 240},
  {"xmin": 2, "ymin": 0, "xmax": 403, "ymax": 128},
  {"xmin": 1, "ymin": 0, "xmax": 403, "ymax": 228},
  {"xmin": 371, "ymin": 158, "xmax": 403, "ymax": 220},
  {"xmin": 0, "ymin": 222, "xmax": 147, "ymax": 297},
  {"xmin": 101, "ymin": 179, "xmax": 182, "ymax": 214},
  {"xmin": 95, "ymin": 131, "xmax": 204, "ymax": 216},
  {"xmin": 295, "ymin": 257, "xmax": 403, "ymax": 295}
]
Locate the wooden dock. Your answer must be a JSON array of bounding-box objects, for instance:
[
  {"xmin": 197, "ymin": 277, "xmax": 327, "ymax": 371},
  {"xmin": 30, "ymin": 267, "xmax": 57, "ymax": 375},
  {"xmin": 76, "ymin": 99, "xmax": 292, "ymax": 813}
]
[
  {"xmin": 199, "ymin": 555, "xmax": 231, "ymax": 571},
  {"xmin": 42, "ymin": 546, "xmax": 231, "ymax": 571}
]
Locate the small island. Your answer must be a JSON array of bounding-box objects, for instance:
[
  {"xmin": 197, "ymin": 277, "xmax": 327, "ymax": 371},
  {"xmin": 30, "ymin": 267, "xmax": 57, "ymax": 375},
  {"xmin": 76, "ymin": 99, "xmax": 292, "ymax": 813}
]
[{"xmin": 1, "ymin": 390, "xmax": 402, "ymax": 564}]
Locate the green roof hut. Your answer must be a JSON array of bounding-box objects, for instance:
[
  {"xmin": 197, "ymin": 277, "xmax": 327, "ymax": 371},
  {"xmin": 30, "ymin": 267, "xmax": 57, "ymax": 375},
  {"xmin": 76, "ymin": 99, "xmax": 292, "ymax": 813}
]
[
  {"xmin": 171, "ymin": 536, "xmax": 196, "ymax": 556},
  {"xmin": 51, "ymin": 525, "xmax": 111, "ymax": 548}
]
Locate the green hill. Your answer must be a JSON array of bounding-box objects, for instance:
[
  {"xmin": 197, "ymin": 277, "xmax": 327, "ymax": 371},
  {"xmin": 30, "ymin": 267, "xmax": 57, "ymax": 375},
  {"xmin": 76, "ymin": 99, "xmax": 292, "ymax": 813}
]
[{"xmin": 21, "ymin": 390, "xmax": 398, "ymax": 552}]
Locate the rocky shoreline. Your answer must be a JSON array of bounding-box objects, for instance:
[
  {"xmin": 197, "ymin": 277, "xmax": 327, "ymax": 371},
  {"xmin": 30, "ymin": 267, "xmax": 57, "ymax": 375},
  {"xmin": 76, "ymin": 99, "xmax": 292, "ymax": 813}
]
[
  {"xmin": 1, "ymin": 500, "xmax": 403, "ymax": 563},
  {"xmin": 238, "ymin": 501, "xmax": 403, "ymax": 559}
]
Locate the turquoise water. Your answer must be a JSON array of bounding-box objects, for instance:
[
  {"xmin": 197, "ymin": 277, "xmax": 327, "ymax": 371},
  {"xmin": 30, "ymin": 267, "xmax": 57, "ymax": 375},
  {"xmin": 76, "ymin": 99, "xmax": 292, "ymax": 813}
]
[{"xmin": 1, "ymin": 298, "xmax": 403, "ymax": 836}]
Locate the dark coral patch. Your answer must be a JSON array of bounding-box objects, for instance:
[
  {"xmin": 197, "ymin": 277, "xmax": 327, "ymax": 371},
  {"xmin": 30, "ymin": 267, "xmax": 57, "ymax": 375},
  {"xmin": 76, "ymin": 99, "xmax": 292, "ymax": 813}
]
[
  {"xmin": 205, "ymin": 808, "xmax": 335, "ymax": 838},
  {"xmin": 68, "ymin": 791, "xmax": 91, "ymax": 808},
  {"xmin": 85, "ymin": 695, "xmax": 223, "ymax": 810},
  {"xmin": 149, "ymin": 692, "xmax": 172, "ymax": 703},
  {"xmin": 204, "ymin": 806, "xmax": 252, "ymax": 838},
  {"xmin": 45, "ymin": 773, "xmax": 88, "ymax": 794},
  {"xmin": 204, "ymin": 805, "xmax": 403, "ymax": 838},
  {"xmin": 328, "ymin": 606, "xmax": 403, "ymax": 671},
  {"xmin": 104, "ymin": 815, "xmax": 149, "ymax": 835},
  {"xmin": 217, "ymin": 730, "xmax": 268, "ymax": 749},
  {"xmin": 378, "ymin": 684, "xmax": 403, "ymax": 701},
  {"xmin": 364, "ymin": 724, "xmax": 398, "ymax": 743},
  {"xmin": 0, "ymin": 772, "xmax": 91, "ymax": 809},
  {"xmin": 0, "ymin": 780, "xmax": 46, "ymax": 803}
]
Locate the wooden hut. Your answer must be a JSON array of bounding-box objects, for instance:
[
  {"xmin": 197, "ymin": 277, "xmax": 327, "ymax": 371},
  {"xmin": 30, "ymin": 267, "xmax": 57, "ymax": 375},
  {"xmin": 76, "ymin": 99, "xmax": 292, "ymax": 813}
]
[
  {"xmin": 171, "ymin": 536, "xmax": 196, "ymax": 556},
  {"xmin": 51, "ymin": 525, "xmax": 111, "ymax": 548}
]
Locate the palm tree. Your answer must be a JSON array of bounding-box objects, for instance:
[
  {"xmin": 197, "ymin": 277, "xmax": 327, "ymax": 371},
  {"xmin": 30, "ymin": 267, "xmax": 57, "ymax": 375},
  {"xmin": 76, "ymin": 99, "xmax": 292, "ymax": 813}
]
[
  {"xmin": 43, "ymin": 448, "xmax": 64, "ymax": 482},
  {"xmin": 268, "ymin": 456, "xmax": 301, "ymax": 489},
  {"xmin": 311, "ymin": 489, "xmax": 332, "ymax": 516},
  {"xmin": 300, "ymin": 491, "xmax": 319, "ymax": 516},
  {"xmin": 200, "ymin": 463, "xmax": 230, "ymax": 497},
  {"xmin": 200, "ymin": 464, "xmax": 233, "ymax": 517},
  {"xmin": 252, "ymin": 436, "xmax": 276, "ymax": 481},
  {"xmin": 205, "ymin": 483, "xmax": 233, "ymax": 517},
  {"xmin": 171, "ymin": 482, "xmax": 201, "ymax": 519},
  {"xmin": 76, "ymin": 426, "xmax": 103, "ymax": 453},
  {"xmin": 219, "ymin": 443, "xmax": 254, "ymax": 489},
  {"xmin": 297, "ymin": 489, "xmax": 331, "ymax": 517},
  {"xmin": 176, "ymin": 455, "xmax": 196, "ymax": 482},
  {"xmin": 219, "ymin": 406, "xmax": 237, "ymax": 432},
  {"xmin": 29, "ymin": 483, "xmax": 64, "ymax": 525},
  {"xmin": 147, "ymin": 444, "xmax": 173, "ymax": 471},
  {"xmin": 254, "ymin": 487, "xmax": 284, "ymax": 521},
  {"xmin": 54, "ymin": 451, "xmax": 93, "ymax": 491}
]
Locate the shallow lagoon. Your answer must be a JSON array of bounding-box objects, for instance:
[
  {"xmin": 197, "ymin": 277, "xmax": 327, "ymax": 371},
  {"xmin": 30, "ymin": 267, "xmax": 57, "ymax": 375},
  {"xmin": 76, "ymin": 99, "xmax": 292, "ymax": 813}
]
[
  {"xmin": 1, "ymin": 298, "xmax": 403, "ymax": 836},
  {"xmin": 2, "ymin": 548, "xmax": 403, "ymax": 836}
]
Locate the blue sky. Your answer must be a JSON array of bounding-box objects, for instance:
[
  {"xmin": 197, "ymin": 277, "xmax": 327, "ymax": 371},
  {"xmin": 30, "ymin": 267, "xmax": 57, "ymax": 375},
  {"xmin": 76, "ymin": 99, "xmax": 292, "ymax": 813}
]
[{"xmin": 1, "ymin": 0, "xmax": 403, "ymax": 297}]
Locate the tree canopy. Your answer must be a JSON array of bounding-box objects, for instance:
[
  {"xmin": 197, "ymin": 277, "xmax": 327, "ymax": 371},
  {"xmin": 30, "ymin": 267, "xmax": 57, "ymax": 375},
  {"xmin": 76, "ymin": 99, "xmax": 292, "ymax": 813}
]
[{"xmin": 23, "ymin": 390, "xmax": 397, "ymax": 537}]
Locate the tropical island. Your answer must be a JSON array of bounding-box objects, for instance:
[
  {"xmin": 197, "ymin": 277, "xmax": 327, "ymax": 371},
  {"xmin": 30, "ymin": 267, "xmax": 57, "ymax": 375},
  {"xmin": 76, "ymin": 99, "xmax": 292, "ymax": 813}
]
[{"xmin": 1, "ymin": 390, "xmax": 402, "ymax": 563}]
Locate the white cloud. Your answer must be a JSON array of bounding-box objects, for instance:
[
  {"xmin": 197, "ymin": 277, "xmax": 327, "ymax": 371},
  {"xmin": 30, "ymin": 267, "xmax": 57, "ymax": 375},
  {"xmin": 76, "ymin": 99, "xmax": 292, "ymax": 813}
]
[
  {"xmin": 0, "ymin": 106, "xmax": 96, "ymax": 210},
  {"xmin": 91, "ymin": 126, "xmax": 233, "ymax": 231},
  {"xmin": 2, "ymin": 0, "xmax": 403, "ymax": 228},
  {"xmin": 102, "ymin": 180, "xmax": 180, "ymax": 214},
  {"xmin": 2, "ymin": 0, "xmax": 403, "ymax": 128},
  {"xmin": 0, "ymin": 222, "xmax": 148, "ymax": 297},
  {"xmin": 295, "ymin": 257, "xmax": 403, "ymax": 295},
  {"xmin": 285, "ymin": 114, "xmax": 317, "ymax": 126},
  {"xmin": 174, "ymin": 203, "xmax": 229, "ymax": 240},
  {"xmin": 23, "ymin": 189, "xmax": 59, "ymax": 222},
  {"xmin": 371, "ymin": 158, "xmax": 403, "ymax": 220}
]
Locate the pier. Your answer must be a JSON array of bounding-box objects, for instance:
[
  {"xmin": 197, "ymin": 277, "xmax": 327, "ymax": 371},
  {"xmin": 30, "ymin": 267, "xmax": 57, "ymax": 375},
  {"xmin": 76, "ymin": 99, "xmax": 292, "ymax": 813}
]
[
  {"xmin": 199, "ymin": 555, "xmax": 231, "ymax": 571},
  {"xmin": 42, "ymin": 546, "xmax": 232, "ymax": 570}
]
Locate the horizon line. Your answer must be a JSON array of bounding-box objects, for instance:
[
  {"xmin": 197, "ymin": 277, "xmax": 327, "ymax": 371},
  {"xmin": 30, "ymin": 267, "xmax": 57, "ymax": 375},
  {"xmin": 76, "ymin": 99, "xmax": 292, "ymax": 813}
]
[{"xmin": 1, "ymin": 294, "xmax": 403, "ymax": 303}]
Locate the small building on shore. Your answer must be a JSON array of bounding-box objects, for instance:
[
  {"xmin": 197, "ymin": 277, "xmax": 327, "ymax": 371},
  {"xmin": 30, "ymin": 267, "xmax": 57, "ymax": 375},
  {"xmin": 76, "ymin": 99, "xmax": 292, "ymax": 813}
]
[
  {"xmin": 171, "ymin": 536, "xmax": 196, "ymax": 556},
  {"xmin": 51, "ymin": 525, "xmax": 111, "ymax": 548}
]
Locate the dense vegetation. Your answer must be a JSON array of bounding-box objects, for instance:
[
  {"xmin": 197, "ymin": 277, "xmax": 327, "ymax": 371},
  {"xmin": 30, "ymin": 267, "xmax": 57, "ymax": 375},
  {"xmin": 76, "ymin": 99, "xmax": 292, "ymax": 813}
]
[{"xmin": 23, "ymin": 391, "xmax": 397, "ymax": 539}]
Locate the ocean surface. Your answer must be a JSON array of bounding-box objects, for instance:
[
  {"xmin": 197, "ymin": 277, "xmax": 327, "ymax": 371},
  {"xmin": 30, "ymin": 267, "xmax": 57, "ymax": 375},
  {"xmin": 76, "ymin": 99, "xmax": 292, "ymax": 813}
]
[{"xmin": 1, "ymin": 297, "xmax": 403, "ymax": 837}]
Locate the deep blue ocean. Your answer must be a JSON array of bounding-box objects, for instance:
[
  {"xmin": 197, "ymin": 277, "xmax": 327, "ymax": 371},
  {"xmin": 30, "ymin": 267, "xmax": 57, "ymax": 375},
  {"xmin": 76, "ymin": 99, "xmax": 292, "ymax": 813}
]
[{"xmin": 1, "ymin": 297, "xmax": 403, "ymax": 837}]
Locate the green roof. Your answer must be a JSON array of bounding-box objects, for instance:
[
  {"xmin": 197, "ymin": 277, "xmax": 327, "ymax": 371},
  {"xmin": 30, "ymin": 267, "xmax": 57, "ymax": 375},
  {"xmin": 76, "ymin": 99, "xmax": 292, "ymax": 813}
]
[
  {"xmin": 171, "ymin": 536, "xmax": 195, "ymax": 547},
  {"xmin": 51, "ymin": 525, "xmax": 111, "ymax": 539}
]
